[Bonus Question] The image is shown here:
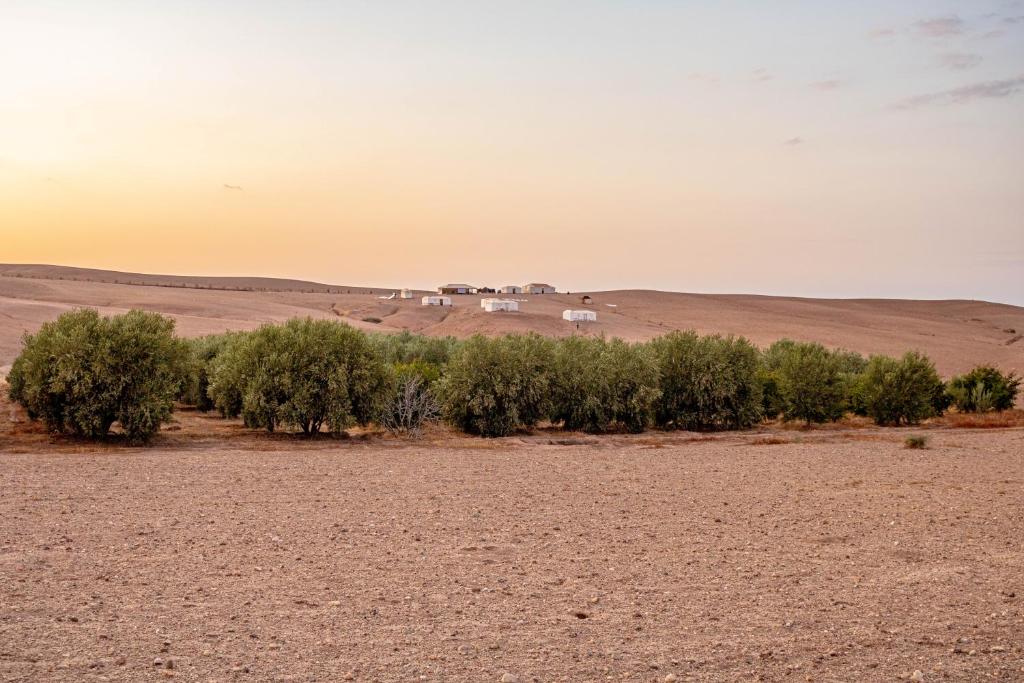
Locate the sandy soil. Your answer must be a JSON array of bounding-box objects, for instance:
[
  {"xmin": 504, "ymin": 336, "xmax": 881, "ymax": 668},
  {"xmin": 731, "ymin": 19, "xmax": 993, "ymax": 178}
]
[
  {"xmin": 2, "ymin": 266, "xmax": 1023, "ymax": 379},
  {"xmin": 1, "ymin": 399, "xmax": 1022, "ymax": 682}
]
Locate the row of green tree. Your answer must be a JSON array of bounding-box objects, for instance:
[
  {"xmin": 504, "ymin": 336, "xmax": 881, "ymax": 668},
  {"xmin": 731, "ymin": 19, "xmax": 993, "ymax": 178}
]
[{"xmin": 6, "ymin": 309, "xmax": 1020, "ymax": 442}]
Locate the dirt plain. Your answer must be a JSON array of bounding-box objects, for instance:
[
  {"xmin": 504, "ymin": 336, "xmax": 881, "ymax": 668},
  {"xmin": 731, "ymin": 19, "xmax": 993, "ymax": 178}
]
[{"xmin": 1, "ymin": 399, "xmax": 1023, "ymax": 683}]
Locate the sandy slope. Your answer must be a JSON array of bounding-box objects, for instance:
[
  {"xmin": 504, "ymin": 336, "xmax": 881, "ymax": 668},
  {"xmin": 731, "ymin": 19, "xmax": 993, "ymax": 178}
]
[{"xmin": 0, "ymin": 264, "xmax": 1021, "ymax": 377}]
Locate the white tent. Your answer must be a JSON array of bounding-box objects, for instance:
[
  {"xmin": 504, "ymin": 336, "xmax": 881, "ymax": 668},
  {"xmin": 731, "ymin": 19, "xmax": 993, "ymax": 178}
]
[
  {"xmin": 422, "ymin": 295, "xmax": 452, "ymax": 306},
  {"xmin": 482, "ymin": 298, "xmax": 519, "ymax": 312},
  {"xmin": 400, "ymin": 288, "xmax": 414, "ymax": 299},
  {"xmin": 563, "ymin": 309, "xmax": 597, "ymax": 322},
  {"xmin": 524, "ymin": 283, "xmax": 556, "ymax": 294},
  {"xmin": 500, "ymin": 285, "xmax": 522, "ymax": 294}
]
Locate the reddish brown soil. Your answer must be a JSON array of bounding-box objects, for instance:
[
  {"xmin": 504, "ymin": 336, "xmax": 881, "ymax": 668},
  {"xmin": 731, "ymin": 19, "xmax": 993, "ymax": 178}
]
[{"xmin": 2, "ymin": 405, "xmax": 1022, "ymax": 682}]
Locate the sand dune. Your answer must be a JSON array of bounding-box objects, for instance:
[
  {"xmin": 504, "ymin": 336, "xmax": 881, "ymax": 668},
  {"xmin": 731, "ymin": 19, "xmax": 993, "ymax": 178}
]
[{"xmin": 1, "ymin": 264, "xmax": 1021, "ymax": 377}]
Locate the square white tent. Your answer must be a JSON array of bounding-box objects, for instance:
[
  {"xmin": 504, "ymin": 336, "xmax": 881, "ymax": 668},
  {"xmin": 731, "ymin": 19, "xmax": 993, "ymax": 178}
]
[
  {"xmin": 482, "ymin": 298, "xmax": 519, "ymax": 312},
  {"xmin": 500, "ymin": 285, "xmax": 522, "ymax": 294},
  {"xmin": 400, "ymin": 288, "xmax": 414, "ymax": 299},
  {"xmin": 563, "ymin": 309, "xmax": 597, "ymax": 322},
  {"xmin": 422, "ymin": 295, "xmax": 452, "ymax": 306}
]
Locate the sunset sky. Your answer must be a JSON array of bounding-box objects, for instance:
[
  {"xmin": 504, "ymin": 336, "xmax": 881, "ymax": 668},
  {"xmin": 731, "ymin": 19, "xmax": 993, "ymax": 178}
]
[{"xmin": 2, "ymin": 1, "xmax": 1022, "ymax": 303}]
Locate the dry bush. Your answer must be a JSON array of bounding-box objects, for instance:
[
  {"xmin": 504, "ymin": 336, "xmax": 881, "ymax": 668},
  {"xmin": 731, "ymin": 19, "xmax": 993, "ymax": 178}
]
[
  {"xmin": 904, "ymin": 435, "xmax": 929, "ymax": 449},
  {"xmin": 749, "ymin": 435, "xmax": 792, "ymax": 445},
  {"xmin": 380, "ymin": 375, "xmax": 440, "ymax": 435},
  {"xmin": 942, "ymin": 409, "xmax": 1024, "ymax": 429}
]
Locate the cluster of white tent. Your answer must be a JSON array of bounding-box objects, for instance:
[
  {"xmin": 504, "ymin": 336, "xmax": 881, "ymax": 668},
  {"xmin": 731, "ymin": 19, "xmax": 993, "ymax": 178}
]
[{"xmin": 404, "ymin": 283, "xmax": 596, "ymax": 323}]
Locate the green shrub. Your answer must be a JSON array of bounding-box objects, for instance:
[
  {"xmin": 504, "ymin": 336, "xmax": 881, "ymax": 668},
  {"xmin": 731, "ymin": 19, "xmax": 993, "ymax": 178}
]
[
  {"xmin": 771, "ymin": 341, "xmax": 849, "ymax": 425},
  {"xmin": 6, "ymin": 308, "xmax": 186, "ymax": 443},
  {"xmin": 369, "ymin": 331, "xmax": 461, "ymax": 367},
  {"xmin": 438, "ymin": 333, "xmax": 555, "ymax": 437},
  {"xmin": 648, "ymin": 331, "xmax": 761, "ymax": 431},
  {"xmin": 178, "ymin": 333, "xmax": 237, "ymax": 411},
  {"xmin": 904, "ymin": 434, "xmax": 929, "ymax": 449},
  {"xmin": 946, "ymin": 366, "xmax": 1020, "ymax": 413},
  {"xmin": 207, "ymin": 318, "xmax": 388, "ymax": 434},
  {"xmin": 857, "ymin": 351, "xmax": 944, "ymax": 426},
  {"xmin": 551, "ymin": 337, "xmax": 660, "ymax": 433}
]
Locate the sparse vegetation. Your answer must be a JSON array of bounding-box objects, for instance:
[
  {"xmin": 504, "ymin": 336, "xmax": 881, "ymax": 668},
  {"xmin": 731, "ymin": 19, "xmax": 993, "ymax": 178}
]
[
  {"xmin": 904, "ymin": 435, "xmax": 929, "ymax": 449},
  {"xmin": 7, "ymin": 306, "xmax": 1019, "ymax": 443},
  {"xmin": 7, "ymin": 309, "xmax": 186, "ymax": 443}
]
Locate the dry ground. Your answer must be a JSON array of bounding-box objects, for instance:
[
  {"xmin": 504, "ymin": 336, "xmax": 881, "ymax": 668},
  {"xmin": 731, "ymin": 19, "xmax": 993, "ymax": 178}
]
[
  {"xmin": 1, "ymin": 403, "xmax": 1023, "ymax": 682},
  {"xmin": 2, "ymin": 265, "xmax": 1023, "ymax": 378}
]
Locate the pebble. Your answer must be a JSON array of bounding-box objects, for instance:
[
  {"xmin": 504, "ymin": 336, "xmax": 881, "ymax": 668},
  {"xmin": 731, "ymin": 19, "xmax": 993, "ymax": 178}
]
[
  {"xmin": 910, "ymin": 671, "xmax": 924, "ymax": 682},
  {"xmin": 153, "ymin": 658, "xmax": 164, "ymax": 667},
  {"xmin": 500, "ymin": 674, "xmax": 520, "ymax": 683},
  {"xmin": 665, "ymin": 675, "xmax": 678, "ymax": 682}
]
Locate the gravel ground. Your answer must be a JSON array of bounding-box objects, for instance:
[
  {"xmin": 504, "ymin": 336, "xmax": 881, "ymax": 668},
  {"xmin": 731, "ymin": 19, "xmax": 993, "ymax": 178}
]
[{"xmin": 1, "ymin": 422, "xmax": 1022, "ymax": 682}]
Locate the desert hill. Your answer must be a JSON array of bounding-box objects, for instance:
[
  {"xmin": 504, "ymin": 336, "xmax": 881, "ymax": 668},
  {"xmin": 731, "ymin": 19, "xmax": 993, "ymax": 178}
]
[{"xmin": 1, "ymin": 264, "xmax": 1021, "ymax": 378}]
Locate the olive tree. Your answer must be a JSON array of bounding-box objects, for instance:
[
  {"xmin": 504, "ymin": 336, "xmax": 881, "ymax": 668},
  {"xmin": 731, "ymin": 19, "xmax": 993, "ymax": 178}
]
[
  {"xmin": 857, "ymin": 351, "xmax": 944, "ymax": 426},
  {"xmin": 771, "ymin": 340, "xmax": 849, "ymax": 425},
  {"xmin": 437, "ymin": 333, "xmax": 555, "ymax": 437},
  {"xmin": 551, "ymin": 336, "xmax": 660, "ymax": 433},
  {"xmin": 206, "ymin": 318, "xmax": 389, "ymax": 434},
  {"xmin": 177, "ymin": 332, "xmax": 237, "ymax": 411},
  {"xmin": 648, "ymin": 331, "xmax": 761, "ymax": 431},
  {"xmin": 7, "ymin": 308, "xmax": 186, "ymax": 443}
]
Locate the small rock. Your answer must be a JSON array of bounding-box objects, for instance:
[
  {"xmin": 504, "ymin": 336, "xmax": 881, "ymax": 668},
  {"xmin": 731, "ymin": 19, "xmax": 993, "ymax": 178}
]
[
  {"xmin": 115, "ymin": 656, "xmax": 127, "ymax": 666},
  {"xmin": 665, "ymin": 675, "xmax": 678, "ymax": 682},
  {"xmin": 500, "ymin": 674, "xmax": 520, "ymax": 683},
  {"xmin": 910, "ymin": 671, "xmax": 924, "ymax": 682},
  {"xmin": 153, "ymin": 658, "xmax": 163, "ymax": 667}
]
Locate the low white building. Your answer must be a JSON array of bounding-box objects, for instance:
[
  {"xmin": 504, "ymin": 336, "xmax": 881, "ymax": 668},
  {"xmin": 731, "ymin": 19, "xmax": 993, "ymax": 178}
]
[
  {"xmin": 400, "ymin": 288, "xmax": 414, "ymax": 299},
  {"xmin": 422, "ymin": 295, "xmax": 452, "ymax": 306},
  {"xmin": 524, "ymin": 283, "xmax": 555, "ymax": 294},
  {"xmin": 563, "ymin": 309, "xmax": 597, "ymax": 322},
  {"xmin": 438, "ymin": 284, "xmax": 474, "ymax": 295},
  {"xmin": 481, "ymin": 298, "xmax": 519, "ymax": 312},
  {"xmin": 500, "ymin": 285, "xmax": 522, "ymax": 294}
]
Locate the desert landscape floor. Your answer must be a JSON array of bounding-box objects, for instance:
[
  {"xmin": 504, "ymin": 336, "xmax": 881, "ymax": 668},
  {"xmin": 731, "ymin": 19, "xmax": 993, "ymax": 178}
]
[{"xmin": 1, "ymin": 411, "xmax": 1023, "ymax": 682}]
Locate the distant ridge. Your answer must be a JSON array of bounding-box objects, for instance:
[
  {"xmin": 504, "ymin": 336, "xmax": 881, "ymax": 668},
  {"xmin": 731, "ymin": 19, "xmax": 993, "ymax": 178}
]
[
  {"xmin": 0, "ymin": 264, "xmax": 383, "ymax": 294},
  {"xmin": 0, "ymin": 263, "xmax": 1021, "ymax": 379}
]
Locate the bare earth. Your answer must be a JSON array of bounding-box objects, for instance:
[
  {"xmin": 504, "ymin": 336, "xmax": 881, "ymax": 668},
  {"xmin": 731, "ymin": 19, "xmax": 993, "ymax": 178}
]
[
  {"xmin": 1, "ymin": 264, "xmax": 1023, "ymax": 378},
  {"xmin": 2, "ymin": 265, "xmax": 1023, "ymax": 681},
  {"xmin": 1, "ymin": 401, "xmax": 1023, "ymax": 682}
]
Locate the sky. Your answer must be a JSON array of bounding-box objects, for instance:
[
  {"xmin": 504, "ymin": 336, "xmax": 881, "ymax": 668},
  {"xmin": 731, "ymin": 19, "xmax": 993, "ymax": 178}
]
[{"xmin": 1, "ymin": 1, "xmax": 1023, "ymax": 303}]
